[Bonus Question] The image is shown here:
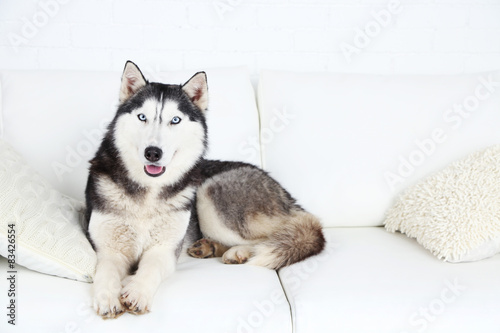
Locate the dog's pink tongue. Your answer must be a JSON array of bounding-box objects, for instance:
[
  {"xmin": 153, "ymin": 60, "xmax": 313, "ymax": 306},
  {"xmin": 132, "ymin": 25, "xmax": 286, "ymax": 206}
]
[{"xmin": 146, "ymin": 165, "xmax": 163, "ymax": 174}]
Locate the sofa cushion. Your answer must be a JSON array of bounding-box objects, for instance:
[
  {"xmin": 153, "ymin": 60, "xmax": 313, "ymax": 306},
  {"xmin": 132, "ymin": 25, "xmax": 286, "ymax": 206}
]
[
  {"xmin": 0, "ymin": 139, "xmax": 95, "ymax": 282},
  {"xmin": 0, "ymin": 67, "xmax": 260, "ymax": 201},
  {"xmin": 385, "ymin": 144, "xmax": 500, "ymax": 262},
  {"xmin": 0, "ymin": 255, "xmax": 291, "ymax": 333},
  {"xmin": 257, "ymin": 70, "xmax": 500, "ymax": 227},
  {"xmin": 279, "ymin": 227, "xmax": 500, "ymax": 333}
]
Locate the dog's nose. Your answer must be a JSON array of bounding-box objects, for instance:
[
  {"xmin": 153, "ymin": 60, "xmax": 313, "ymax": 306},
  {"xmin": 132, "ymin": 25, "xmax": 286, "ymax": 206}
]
[{"xmin": 144, "ymin": 146, "xmax": 163, "ymax": 162}]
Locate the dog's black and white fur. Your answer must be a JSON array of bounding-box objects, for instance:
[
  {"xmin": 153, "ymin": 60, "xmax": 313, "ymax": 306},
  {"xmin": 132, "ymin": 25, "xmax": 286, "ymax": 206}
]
[{"xmin": 85, "ymin": 61, "xmax": 325, "ymax": 319}]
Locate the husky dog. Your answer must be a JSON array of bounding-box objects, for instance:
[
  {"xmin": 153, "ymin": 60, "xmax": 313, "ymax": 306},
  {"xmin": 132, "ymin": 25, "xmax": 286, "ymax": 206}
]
[{"xmin": 85, "ymin": 61, "xmax": 325, "ymax": 319}]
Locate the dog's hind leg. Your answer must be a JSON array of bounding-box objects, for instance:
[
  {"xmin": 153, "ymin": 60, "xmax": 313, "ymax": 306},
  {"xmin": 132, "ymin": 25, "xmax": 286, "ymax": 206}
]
[
  {"xmin": 195, "ymin": 166, "xmax": 326, "ymax": 270},
  {"xmin": 221, "ymin": 245, "xmax": 252, "ymax": 264}
]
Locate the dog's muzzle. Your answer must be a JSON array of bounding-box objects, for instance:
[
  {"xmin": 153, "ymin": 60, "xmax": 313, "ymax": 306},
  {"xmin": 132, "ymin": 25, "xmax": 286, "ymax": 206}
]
[{"xmin": 144, "ymin": 146, "xmax": 166, "ymax": 177}]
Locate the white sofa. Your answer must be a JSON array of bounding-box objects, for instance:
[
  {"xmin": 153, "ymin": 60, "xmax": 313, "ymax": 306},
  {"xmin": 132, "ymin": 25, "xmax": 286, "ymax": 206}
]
[{"xmin": 0, "ymin": 67, "xmax": 499, "ymax": 333}]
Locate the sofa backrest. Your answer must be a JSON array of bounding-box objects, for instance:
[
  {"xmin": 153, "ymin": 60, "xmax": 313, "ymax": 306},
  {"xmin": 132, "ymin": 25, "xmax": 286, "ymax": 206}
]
[
  {"xmin": 0, "ymin": 67, "xmax": 260, "ymax": 201},
  {"xmin": 3, "ymin": 67, "xmax": 500, "ymax": 227},
  {"xmin": 258, "ymin": 70, "xmax": 500, "ymax": 227}
]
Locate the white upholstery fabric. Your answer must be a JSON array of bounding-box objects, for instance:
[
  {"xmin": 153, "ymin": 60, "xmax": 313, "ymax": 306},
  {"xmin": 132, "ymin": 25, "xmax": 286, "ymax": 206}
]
[
  {"xmin": 0, "ymin": 67, "xmax": 260, "ymax": 201},
  {"xmin": 258, "ymin": 70, "xmax": 500, "ymax": 227},
  {"xmin": 0, "ymin": 255, "xmax": 292, "ymax": 333},
  {"xmin": 279, "ymin": 228, "xmax": 500, "ymax": 333}
]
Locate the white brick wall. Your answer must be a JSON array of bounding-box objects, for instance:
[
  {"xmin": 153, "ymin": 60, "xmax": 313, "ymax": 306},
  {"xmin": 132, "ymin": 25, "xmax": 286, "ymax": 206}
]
[{"xmin": 0, "ymin": 0, "xmax": 499, "ymax": 76}]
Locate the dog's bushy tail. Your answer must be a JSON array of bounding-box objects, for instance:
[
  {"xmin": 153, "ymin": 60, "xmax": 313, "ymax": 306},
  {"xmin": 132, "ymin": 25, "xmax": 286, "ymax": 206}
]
[{"xmin": 248, "ymin": 210, "xmax": 325, "ymax": 270}]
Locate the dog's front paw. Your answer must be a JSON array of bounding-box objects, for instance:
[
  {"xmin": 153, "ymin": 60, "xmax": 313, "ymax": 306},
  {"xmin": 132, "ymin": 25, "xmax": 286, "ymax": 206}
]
[
  {"xmin": 187, "ymin": 238, "xmax": 216, "ymax": 258},
  {"xmin": 120, "ymin": 279, "xmax": 153, "ymax": 315},
  {"xmin": 93, "ymin": 290, "xmax": 125, "ymax": 319}
]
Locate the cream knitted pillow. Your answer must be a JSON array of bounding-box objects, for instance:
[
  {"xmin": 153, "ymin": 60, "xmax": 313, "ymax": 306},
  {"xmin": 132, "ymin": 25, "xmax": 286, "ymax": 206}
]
[
  {"xmin": 0, "ymin": 140, "xmax": 96, "ymax": 282},
  {"xmin": 384, "ymin": 145, "xmax": 500, "ymax": 262}
]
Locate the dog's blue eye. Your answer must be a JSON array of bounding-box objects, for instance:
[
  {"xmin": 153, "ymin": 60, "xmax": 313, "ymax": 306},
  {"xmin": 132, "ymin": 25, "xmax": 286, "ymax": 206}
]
[
  {"xmin": 138, "ymin": 113, "xmax": 147, "ymax": 122},
  {"xmin": 171, "ymin": 116, "xmax": 181, "ymax": 125}
]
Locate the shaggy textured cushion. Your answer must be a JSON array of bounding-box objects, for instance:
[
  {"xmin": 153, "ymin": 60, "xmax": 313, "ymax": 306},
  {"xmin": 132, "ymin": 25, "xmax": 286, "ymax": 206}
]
[
  {"xmin": 0, "ymin": 140, "xmax": 96, "ymax": 282},
  {"xmin": 384, "ymin": 145, "xmax": 500, "ymax": 262}
]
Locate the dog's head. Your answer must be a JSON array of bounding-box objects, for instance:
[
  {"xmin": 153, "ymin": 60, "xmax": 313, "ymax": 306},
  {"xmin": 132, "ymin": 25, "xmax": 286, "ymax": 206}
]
[{"xmin": 110, "ymin": 61, "xmax": 208, "ymax": 186}]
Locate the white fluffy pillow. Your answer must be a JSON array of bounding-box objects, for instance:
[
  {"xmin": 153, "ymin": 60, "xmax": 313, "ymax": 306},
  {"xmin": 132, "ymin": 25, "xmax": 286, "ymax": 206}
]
[
  {"xmin": 0, "ymin": 140, "xmax": 96, "ymax": 282},
  {"xmin": 384, "ymin": 145, "xmax": 500, "ymax": 262}
]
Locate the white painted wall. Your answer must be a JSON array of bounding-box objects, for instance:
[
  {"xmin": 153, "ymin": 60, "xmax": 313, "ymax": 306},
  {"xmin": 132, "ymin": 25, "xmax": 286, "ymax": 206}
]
[{"xmin": 1, "ymin": 0, "xmax": 499, "ymax": 76}]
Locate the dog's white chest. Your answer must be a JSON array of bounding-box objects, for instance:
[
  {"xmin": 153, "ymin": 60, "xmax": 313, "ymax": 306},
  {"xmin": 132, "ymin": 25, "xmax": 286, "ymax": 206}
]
[{"xmin": 91, "ymin": 177, "xmax": 195, "ymax": 253}]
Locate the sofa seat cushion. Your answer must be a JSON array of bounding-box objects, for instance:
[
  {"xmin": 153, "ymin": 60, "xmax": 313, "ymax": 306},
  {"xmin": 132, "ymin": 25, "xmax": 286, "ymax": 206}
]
[
  {"xmin": 279, "ymin": 227, "xmax": 500, "ymax": 333},
  {"xmin": 0, "ymin": 255, "xmax": 291, "ymax": 333}
]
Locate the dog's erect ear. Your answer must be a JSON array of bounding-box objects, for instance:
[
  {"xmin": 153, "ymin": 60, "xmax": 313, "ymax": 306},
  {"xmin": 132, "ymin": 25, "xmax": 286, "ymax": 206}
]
[
  {"xmin": 182, "ymin": 72, "xmax": 208, "ymax": 112},
  {"xmin": 119, "ymin": 61, "xmax": 147, "ymax": 104}
]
